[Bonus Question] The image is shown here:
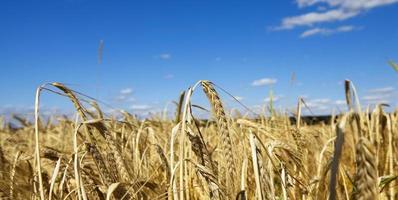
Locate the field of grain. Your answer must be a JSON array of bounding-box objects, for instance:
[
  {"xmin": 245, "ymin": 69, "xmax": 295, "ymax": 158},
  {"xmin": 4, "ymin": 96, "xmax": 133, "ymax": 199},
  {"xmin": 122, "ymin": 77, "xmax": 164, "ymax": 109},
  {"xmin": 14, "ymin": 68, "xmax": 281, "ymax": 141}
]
[{"xmin": 0, "ymin": 80, "xmax": 397, "ymax": 200}]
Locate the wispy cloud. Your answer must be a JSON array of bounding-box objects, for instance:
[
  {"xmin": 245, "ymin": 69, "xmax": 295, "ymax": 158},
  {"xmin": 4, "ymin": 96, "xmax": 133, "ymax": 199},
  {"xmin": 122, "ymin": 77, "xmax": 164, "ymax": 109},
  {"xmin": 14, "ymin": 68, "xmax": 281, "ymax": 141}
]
[
  {"xmin": 120, "ymin": 88, "xmax": 133, "ymax": 95},
  {"xmin": 116, "ymin": 88, "xmax": 134, "ymax": 103},
  {"xmin": 362, "ymin": 86, "xmax": 395, "ymax": 104},
  {"xmin": 164, "ymin": 74, "xmax": 174, "ymax": 79},
  {"xmin": 362, "ymin": 95, "xmax": 390, "ymax": 104},
  {"xmin": 363, "ymin": 95, "xmax": 384, "ymax": 101},
  {"xmin": 303, "ymin": 98, "xmax": 334, "ymax": 113},
  {"xmin": 251, "ymin": 78, "xmax": 277, "ymax": 86},
  {"xmin": 307, "ymin": 98, "xmax": 331, "ymax": 105},
  {"xmin": 115, "ymin": 96, "xmax": 135, "ymax": 102},
  {"xmin": 300, "ymin": 25, "xmax": 357, "ymax": 38},
  {"xmin": 296, "ymin": 0, "xmax": 398, "ymax": 10},
  {"xmin": 335, "ymin": 100, "xmax": 346, "ymax": 105},
  {"xmin": 279, "ymin": 9, "xmax": 358, "ymax": 30},
  {"xmin": 158, "ymin": 53, "xmax": 171, "ymax": 60},
  {"xmin": 130, "ymin": 104, "xmax": 152, "ymax": 111},
  {"xmin": 368, "ymin": 86, "xmax": 394, "ymax": 94},
  {"xmin": 275, "ymin": 0, "xmax": 398, "ymax": 34}
]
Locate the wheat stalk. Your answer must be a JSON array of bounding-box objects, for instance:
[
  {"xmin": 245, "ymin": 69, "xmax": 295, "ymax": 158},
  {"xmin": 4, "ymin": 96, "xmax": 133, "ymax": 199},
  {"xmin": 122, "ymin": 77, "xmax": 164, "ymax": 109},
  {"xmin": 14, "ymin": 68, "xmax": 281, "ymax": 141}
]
[
  {"xmin": 4, "ymin": 79, "xmax": 398, "ymax": 199},
  {"xmin": 249, "ymin": 133, "xmax": 264, "ymax": 200},
  {"xmin": 329, "ymin": 113, "xmax": 349, "ymax": 200},
  {"xmin": 10, "ymin": 151, "xmax": 21, "ymax": 199}
]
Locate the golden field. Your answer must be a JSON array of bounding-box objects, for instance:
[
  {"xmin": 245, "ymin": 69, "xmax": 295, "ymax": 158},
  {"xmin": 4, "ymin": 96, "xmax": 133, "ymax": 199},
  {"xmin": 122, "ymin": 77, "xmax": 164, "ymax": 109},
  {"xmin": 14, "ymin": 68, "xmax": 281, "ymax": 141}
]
[{"xmin": 0, "ymin": 80, "xmax": 397, "ymax": 200}]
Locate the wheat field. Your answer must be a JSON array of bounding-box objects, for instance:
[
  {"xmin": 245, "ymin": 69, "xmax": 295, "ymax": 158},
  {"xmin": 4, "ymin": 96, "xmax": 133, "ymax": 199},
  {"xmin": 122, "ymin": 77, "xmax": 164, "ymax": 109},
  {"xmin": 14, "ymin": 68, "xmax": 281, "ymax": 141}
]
[{"xmin": 0, "ymin": 80, "xmax": 397, "ymax": 200}]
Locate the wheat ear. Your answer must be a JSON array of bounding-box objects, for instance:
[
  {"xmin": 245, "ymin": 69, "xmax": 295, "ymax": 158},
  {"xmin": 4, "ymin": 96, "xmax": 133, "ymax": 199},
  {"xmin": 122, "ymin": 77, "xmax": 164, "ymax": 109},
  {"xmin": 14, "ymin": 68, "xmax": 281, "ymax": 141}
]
[
  {"xmin": 105, "ymin": 132, "xmax": 131, "ymax": 183},
  {"xmin": 201, "ymin": 81, "xmax": 236, "ymax": 191},
  {"xmin": 352, "ymin": 137, "xmax": 378, "ymax": 200},
  {"xmin": 85, "ymin": 142, "xmax": 115, "ymax": 185},
  {"xmin": 187, "ymin": 132, "xmax": 221, "ymax": 199}
]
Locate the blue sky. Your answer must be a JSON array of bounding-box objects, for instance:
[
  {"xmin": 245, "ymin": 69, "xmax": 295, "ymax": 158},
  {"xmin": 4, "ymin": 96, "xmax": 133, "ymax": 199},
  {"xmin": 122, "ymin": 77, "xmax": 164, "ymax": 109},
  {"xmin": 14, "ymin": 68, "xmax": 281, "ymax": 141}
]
[{"xmin": 1, "ymin": 0, "xmax": 398, "ymax": 116}]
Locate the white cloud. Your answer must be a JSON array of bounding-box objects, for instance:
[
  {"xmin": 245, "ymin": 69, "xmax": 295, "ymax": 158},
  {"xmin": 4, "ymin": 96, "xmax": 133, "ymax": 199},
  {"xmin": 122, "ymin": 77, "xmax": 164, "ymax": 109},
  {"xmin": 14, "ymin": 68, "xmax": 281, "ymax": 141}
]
[
  {"xmin": 300, "ymin": 25, "xmax": 356, "ymax": 37},
  {"xmin": 300, "ymin": 98, "xmax": 348, "ymax": 114},
  {"xmin": 368, "ymin": 86, "xmax": 394, "ymax": 94},
  {"xmin": 308, "ymin": 98, "xmax": 331, "ymax": 104},
  {"xmin": 304, "ymin": 98, "xmax": 333, "ymax": 112},
  {"xmin": 363, "ymin": 95, "xmax": 390, "ymax": 104},
  {"xmin": 251, "ymin": 78, "xmax": 277, "ymax": 86},
  {"xmin": 361, "ymin": 86, "xmax": 395, "ymax": 104},
  {"xmin": 115, "ymin": 88, "xmax": 135, "ymax": 103},
  {"xmin": 313, "ymin": 105, "xmax": 331, "ymax": 111},
  {"xmin": 279, "ymin": 9, "xmax": 358, "ymax": 29},
  {"xmin": 120, "ymin": 88, "xmax": 133, "ymax": 95},
  {"xmin": 301, "ymin": 28, "xmax": 326, "ymax": 37},
  {"xmin": 130, "ymin": 104, "xmax": 152, "ymax": 111},
  {"xmin": 363, "ymin": 95, "xmax": 382, "ymax": 101},
  {"xmin": 343, "ymin": 0, "xmax": 398, "ymax": 9},
  {"xmin": 115, "ymin": 96, "xmax": 135, "ymax": 103},
  {"xmin": 159, "ymin": 53, "xmax": 171, "ymax": 60},
  {"xmin": 297, "ymin": 0, "xmax": 319, "ymax": 7},
  {"xmin": 335, "ymin": 100, "xmax": 346, "ymax": 105},
  {"xmin": 164, "ymin": 74, "xmax": 174, "ymax": 79},
  {"xmin": 297, "ymin": 0, "xmax": 398, "ymax": 10},
  {"xmin": 276, "ymin": 0, "xmax": 398, "ymax": 31}
]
